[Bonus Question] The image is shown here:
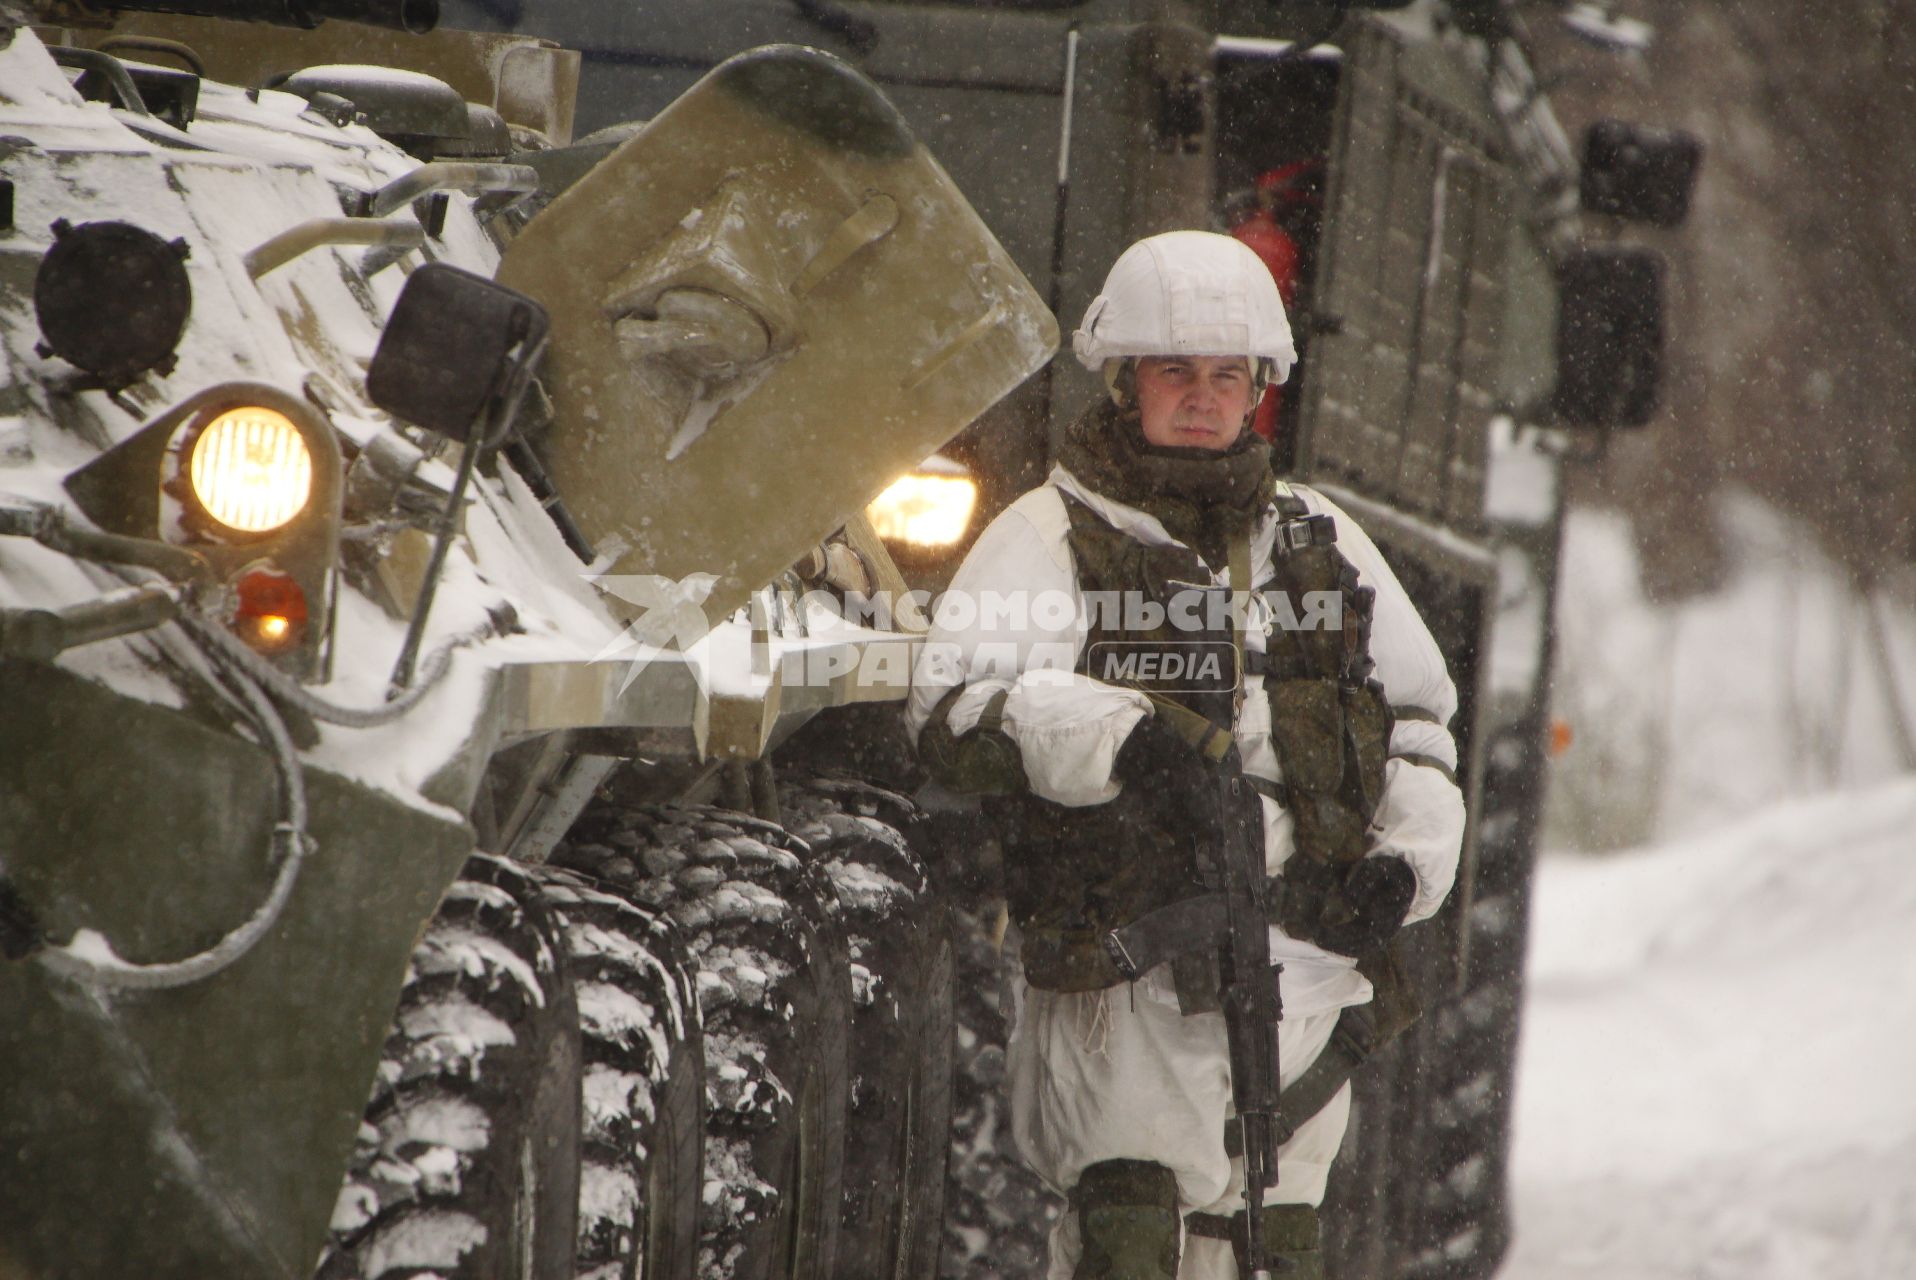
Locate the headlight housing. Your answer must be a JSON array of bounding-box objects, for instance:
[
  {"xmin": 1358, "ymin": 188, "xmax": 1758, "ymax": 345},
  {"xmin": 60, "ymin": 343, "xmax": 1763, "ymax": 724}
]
[
  {"xmin": 866, "ymin": 457, "xmax": 977, "ymax": 550},
  {"xmin": 63, "ymin": 381, "xmax": 343, "ymax": 677}
]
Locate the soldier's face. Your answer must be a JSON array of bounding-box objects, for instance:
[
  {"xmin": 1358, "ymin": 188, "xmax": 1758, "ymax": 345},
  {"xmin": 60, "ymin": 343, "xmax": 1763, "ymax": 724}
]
[{"xmin": 1135, "ymin": 356, "xmax": 1254, "ymax": 451}]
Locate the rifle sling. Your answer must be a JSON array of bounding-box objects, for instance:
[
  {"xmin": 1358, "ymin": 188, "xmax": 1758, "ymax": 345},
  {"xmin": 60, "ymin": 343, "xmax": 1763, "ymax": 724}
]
[
  {"xmin": 1136, "ymin": 690, "xmax": 1236, "ymax": 762},
  {"xmin": 1245, "ymin": 773, "xmax": 1288, "ymax": 806},
  {"xmin": 1184, "ymin": 1203, "xmax": 1323, "ymax": 1279},
  {"xmin": 1223, "ymin": 1000, "xmax": 1379, "ymax": 1157},
  {"xmin": 1100, "ymin": 918, "xmax": 1418, "ymax": 1159},
  {"xmin": 1184, "ymin": 1201, "xmax": 1319, "ymax": 1250},
  {"xmin": 975, "ymin": 687, "xmax": 1011, "ymax": 734},
  {"xmin": 1229, "ymin": 528, "xmax": 1252, "ymax": 721},
  {"xmin": 1390, "ymin": 749, "xmax": 1458, "ymax": 787},
  {"xmin": 1097, "ymin": 526, "xmax": 1252, "ymax": 764}
]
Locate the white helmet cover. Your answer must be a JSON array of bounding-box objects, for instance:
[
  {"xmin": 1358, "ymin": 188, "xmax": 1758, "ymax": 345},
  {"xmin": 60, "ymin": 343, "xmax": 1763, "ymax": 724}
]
[{"xmin": 1071, "ymin": 230, "xmax": 1297, "ymax": 385}]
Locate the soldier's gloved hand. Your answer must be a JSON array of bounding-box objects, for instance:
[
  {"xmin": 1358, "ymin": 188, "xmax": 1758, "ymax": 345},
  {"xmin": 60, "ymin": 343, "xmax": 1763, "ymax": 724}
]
[
  {"xmin": 1312, "ymin": 854, "xmax": 1417, "ymax": 958},
  {"xmin": 1113, "ymin": 710, "xmax": 1198, "ymax": 786},
  {"xmin": 1112, "ymin": 713, "xmax": 1235, "ymax": 847}
]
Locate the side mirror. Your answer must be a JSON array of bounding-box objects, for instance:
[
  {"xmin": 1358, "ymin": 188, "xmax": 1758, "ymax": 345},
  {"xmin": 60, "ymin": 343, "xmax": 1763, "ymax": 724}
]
[
  {"xmin": 1552, "ymin": 247, "xmax": 1665, "ymax": 429},
  {"xmin": 1580, "ymin": 120, "xmax": 1703, "ymax": 227},
  {"xmin": 367, "ymin": 263, "xmax": 549, "ymax": 692},
  {"xmin": 367, "ymin": 262, "xmax": 548, "ymax": 442}
]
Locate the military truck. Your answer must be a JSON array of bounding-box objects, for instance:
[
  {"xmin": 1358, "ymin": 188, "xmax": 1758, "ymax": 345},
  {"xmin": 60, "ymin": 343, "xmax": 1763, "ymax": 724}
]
[
  {"xmin": 388, "ymin": 1, "xmax": 1691, "ymax": 1277},
  {"xmin": 0, "ymin": 3, "xmax": 1059, "ymax": 1277}
]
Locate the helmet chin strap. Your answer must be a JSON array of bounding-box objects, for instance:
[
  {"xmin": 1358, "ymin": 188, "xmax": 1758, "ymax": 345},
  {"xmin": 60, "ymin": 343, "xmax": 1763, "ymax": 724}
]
[{"xmin": 1247, "ymin": 356, "xmax": 1276, "ymax": 434}]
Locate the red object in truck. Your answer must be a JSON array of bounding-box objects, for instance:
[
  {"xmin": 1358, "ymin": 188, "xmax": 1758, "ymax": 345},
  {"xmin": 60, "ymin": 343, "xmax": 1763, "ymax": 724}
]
[
  {"xmin": 1230, "ymin": 208, "xmax": 1300, "ymax": 441},
  {"xmin": 1229, "ymin": 159, "xmax": 1321, "ymax": 441}
]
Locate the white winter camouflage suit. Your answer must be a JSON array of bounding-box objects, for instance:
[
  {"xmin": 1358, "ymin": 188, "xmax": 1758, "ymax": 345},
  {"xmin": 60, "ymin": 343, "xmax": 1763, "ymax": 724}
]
[{"xmin": 907, "ymin": 461, "xmax": 1466, "ymax": 1279}]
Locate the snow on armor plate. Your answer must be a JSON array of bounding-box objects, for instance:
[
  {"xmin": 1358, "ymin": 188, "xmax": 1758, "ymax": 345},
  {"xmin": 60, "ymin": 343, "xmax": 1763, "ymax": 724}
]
[{"xmin": 498, "ymin": 44, "xmax": 1058, "ymax": 625}]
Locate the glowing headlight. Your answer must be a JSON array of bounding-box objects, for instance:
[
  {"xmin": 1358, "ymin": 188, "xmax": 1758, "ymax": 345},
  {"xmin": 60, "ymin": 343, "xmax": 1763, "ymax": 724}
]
[
  {"xmin": 188, "ymin": 406, "xmax": 314, "ymax": 534},
  {"xmin": 866, "ymin": 471, "xmax": 978, "ymax": 549}
]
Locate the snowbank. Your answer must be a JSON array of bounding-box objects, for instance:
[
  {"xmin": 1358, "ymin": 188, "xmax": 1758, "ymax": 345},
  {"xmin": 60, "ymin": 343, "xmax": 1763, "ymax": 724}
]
[{"xmin": 1506, "ymin": 778, "xmax": 1916, "ymax": 1278}]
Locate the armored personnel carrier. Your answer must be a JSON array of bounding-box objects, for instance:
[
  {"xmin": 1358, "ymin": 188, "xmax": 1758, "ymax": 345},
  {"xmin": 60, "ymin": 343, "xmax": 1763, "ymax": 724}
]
[{"xmin": 0, "ymin": 3, "xmax": 1056, "ymax": 1277}]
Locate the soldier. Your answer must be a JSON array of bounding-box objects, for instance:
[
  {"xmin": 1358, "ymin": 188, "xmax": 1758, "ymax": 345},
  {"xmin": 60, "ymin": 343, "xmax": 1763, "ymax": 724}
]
[{"xmin": 908, "ymin": 230, "xmax": 1465, "ymax": 1279}]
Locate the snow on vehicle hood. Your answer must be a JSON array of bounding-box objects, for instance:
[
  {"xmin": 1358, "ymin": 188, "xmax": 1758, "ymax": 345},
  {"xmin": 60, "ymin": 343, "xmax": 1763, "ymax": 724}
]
[{"xmin": 0, "ymin": 29, "xmax": 638, "ymax": 816}]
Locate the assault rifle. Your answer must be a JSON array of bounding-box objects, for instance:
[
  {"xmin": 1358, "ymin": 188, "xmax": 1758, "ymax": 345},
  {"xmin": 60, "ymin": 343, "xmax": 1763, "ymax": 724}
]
[{"xmin": 1098, "ymin": 730, "xmax": 1285, "ymax": 1277}]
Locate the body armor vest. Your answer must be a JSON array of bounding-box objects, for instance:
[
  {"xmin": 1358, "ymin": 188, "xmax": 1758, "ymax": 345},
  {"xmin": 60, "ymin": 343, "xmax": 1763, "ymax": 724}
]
[{"xmin": 996, "ymin": 483, "xmax": 1395, "ymax": 987}]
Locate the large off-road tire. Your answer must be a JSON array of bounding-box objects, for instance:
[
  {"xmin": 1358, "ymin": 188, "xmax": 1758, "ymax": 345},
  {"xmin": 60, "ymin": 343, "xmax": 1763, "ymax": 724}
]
[
  {"xmin": 553, "ymin": 804, "xmax": 852, "ymax": 1280},
  {"xmin": 534, "ymin": 869, "xmax": 704, "ymax": 1280},
  {"xmin": 1401, "ymin": 952, "xmax": 1524, "ymax": 1280},
  {"xmin": 939, "ymin": 905, "xmax": 1065, "ymax": 1280},
  {"xmin": 1398, "ymin": 718, "xmax": 1540, "ymax": 1280},
  {"xmin": 1319, "ymin": 716, "xmax": 1541, "ymax": 1280},
  {"xmin": 320, "ymin": 853, "xmax": 582, "ymax": 1280},
  {"xmin": 780, "ymin": 775, "xmax": 956, "ymax": 1280}
]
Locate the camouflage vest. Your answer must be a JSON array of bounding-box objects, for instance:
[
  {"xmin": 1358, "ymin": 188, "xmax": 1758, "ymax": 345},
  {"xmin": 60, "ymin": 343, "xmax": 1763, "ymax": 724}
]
[{"xmin": 998, "ymin": 482, "xmax": 1394, "ymax": 983}]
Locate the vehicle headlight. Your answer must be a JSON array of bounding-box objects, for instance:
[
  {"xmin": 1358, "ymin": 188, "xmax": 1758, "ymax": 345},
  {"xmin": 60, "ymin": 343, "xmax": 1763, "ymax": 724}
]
[
  {"xmin": 62, "ymin": 381, "xmax": 343, "ymax": 678},
  {"xmin": 866, "ymin": 471, "xmax": 977, "ymax": 549},
  {"xmin": 188, "ymin": 406, "xmax": 314, "ymax": 534}
]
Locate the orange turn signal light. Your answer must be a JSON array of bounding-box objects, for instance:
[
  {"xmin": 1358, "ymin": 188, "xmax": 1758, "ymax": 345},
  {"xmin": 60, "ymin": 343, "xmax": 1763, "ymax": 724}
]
[{"xmin": 234, "ymin": 567, "xmax": 308, "ymax": 652}]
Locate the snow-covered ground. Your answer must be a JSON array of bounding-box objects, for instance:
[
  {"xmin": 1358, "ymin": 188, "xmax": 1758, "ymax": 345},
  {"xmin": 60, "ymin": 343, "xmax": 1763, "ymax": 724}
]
[
  {"xmin": 1506, "ymin": 779, "xmax": 1916, "ymax": 1279},
  {"xmin": 1504, "ymin": 497, "xmax": 1916, "ymax": 1279}
]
